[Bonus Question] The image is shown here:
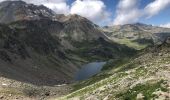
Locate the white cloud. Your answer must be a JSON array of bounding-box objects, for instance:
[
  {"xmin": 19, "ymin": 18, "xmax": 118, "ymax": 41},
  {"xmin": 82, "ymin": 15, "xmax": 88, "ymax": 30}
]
[
  {"xmin": 25, "ymin": 0, "xmax": 70, "ymax": 14},
  {"xmin": 0, "ymin": 0, "xmax": 70, "ymax": 14},
  {"xmin": 43, "ymin": 2, "xmax": 70, "ymax": 14},
  {"xmin": 23, "ymin": 0, "xmax": 66, "ymax": 4},
  {"xmin": 160, "ymin": 23, "xmax": 170, "ymax": 28},
  {"xmin": 113, "ymin": 0, "xmax": 170, "ymax": 25},
  {"xmin": 144, "ymin": 0, "xmax": 170, "ymax": 18},
  {"xmin": 70, "ymin": 0, "xmax": 111, "ymax": 25},
  {"xmin": 113, "ymin": 0, "xmax": 142, "ymax": 25}
]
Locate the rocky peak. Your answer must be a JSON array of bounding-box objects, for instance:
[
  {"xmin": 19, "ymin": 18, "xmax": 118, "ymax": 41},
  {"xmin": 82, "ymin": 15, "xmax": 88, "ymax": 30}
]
[
  {"xmin": 63, "ymin": 14, "xmax": 99, "ymax": 28},
  {"xmin": 134, "ymin": 22, "xmax": 150, "ymax": 26},
  {"xmin": 58, "ymin": 14, "xmax": 106, "ymax": 42},
  {"xmin": 0, "ymin": 0, "xmax": 56, "ymax": 23},
  {"xmin": 65, "ymin": 14, "xmax": 87, "ymax": 21}
]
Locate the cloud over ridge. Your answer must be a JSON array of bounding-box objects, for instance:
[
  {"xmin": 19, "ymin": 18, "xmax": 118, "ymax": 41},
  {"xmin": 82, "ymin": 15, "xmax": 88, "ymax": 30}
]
[
  {"xmin": 113, "ymin": 0, "xmax": 170, "ymax": 25},
  {"xmin": 70, "ymin": 0, "xmax": 111, "ymax": 24},
  {"xmin": 0, "ymin": 0, "xmax": 110, "ymax": 25},
  {"xmin": 0, "ymin": 0, "xmax": 170, "ymax": 26}
]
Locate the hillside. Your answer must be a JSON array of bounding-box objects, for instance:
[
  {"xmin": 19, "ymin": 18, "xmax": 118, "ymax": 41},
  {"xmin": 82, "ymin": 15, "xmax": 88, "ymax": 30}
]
[
  {"xmin": 103, "ymin": 23, "xmax": 170, "ymax": 50},
  {"xmin": 59, "ymin": 38, "xmax": 170, "ymax": 100}
]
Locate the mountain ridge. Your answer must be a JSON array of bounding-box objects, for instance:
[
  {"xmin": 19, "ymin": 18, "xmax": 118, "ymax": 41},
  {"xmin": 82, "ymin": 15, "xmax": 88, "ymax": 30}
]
[{"xmin": 102, "ymin": 23, "xmax": 170, "ymax": 50}]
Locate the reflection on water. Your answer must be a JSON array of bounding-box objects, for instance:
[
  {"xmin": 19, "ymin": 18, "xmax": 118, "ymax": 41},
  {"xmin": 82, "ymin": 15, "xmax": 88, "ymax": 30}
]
[{"xmin": 75, "ymin": 62, "xmax": 106, "ymax": 81}]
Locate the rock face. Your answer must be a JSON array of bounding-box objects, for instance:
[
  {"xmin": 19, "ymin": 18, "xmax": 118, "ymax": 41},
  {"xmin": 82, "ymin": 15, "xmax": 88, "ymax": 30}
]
[{"xmin": 136, "ymin": 93, "xmax": 145, "ymax": 100}]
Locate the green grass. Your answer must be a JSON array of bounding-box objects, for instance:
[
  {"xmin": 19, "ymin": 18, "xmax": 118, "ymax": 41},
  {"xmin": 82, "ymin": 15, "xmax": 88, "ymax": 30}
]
[
  {"xmin": 134, "ymin": 67, "xmax": 148, "ymax": 78},
  {"xmin": 113, "ymin": 38, "xmax": 148, "ymax": 50},
  {"xmin": 116, "ymin": 63, "xmax": 137, "ymax": 73},
  {"xmin": 72, "ymin": 73, "xmax": 111, "ymax": 91},
  {"xmin": 116, "ymin": 80, "xmax": 168, "ymax": 100},
  {"xmin": 102, "ymin": 58, "xmax": 130, "ymax": 70}
]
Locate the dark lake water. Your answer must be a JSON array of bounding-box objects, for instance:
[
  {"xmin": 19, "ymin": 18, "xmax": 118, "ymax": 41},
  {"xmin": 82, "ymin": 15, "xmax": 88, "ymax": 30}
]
[{"xmin": 75, "ymin": 62, "xmax": 106, "ymax": 81}]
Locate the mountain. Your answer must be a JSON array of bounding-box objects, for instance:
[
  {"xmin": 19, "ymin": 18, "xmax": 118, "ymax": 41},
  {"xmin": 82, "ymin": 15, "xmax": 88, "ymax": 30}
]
[
  {"xmin": 103, "ymin": 23, "xmax": 170, "ymax": 50},
  {"xmin": 0, "ymin": 0, "xmax": 56, "ymax": 23},
  {"xmin": 0, "ymin": 0, "xmax": 107, "ymax": 42},
  {"xmin": 58, "ymin": 14, "xmax": 107, "ymax": 42},
  {"xmin": 60, "ymin": 37, "xmax": 170, "ymax": 100},
  {"xmin": 0, "ymin": 1, "xmax": 137, "ymax": 99},
  {"xmin": 55, "ymin": 14, "xmax": 136, "ymax": 61}
]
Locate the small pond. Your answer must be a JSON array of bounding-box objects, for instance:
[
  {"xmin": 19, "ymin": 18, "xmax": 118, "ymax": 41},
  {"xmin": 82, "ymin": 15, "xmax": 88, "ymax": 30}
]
[{"xmin": 74, "ymin": 62, "xmax": 106, "ymax": 81}]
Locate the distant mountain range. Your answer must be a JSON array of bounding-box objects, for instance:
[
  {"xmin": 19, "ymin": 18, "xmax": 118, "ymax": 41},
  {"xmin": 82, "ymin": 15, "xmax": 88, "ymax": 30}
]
[{"xmin": 102, "ymin": 23, "xmax": 170, "ymax": 50}]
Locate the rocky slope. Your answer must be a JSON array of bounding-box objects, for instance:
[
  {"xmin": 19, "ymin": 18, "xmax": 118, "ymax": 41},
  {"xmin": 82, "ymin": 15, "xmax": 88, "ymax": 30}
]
[
  {"xmin": 103, "ymin": 23, "xmax": 170, "ymax": 50},
  {"xmin": 59, "ymin": 37, "xmax": 170, "ymax": 100},
  {"xmin": 0, "ymin": 20, "xmax": 86, "ymax": 85}
]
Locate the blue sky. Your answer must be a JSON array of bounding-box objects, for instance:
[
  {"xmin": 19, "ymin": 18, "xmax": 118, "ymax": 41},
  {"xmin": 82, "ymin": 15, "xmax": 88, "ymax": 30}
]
[
  {"xmin": 65, "ymin": 0, "xmax": 170, "ymax": 27},
  {"xmin": 1, "ymin": 0, "xmax": 170, "ymax": 27},
  {"xmin": 138, "ymin": 0, "xmax": 170, "ymax": 26},
  {"xmin": 105, "ymin": 0, "xmax": 170, "ymax": 26}
]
